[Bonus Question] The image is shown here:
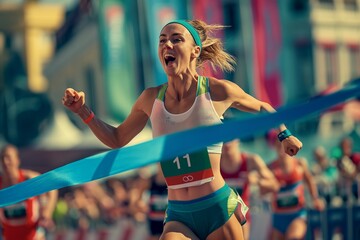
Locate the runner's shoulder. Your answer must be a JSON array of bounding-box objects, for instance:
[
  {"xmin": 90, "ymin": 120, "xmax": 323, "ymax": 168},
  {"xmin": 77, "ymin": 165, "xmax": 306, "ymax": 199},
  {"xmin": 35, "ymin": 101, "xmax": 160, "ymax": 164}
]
[
  {"xmin": 141, "ymin": 85, "xmax": 164, "ymax": 100},
  {"xmin": 22, "ymin": 169, "xmax": 40, "ymax": 180}
]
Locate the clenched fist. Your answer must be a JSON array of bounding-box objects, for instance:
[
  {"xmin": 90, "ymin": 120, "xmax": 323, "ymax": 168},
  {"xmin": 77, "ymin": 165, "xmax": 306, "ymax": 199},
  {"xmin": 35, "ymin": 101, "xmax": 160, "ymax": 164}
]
[
  {"xmin": 62, "ymin": 88, "xmax": 85, "ymax": 113},
  {"xmin": 282, "ymin": 135, "xmax": 303, "ymax": 156}
]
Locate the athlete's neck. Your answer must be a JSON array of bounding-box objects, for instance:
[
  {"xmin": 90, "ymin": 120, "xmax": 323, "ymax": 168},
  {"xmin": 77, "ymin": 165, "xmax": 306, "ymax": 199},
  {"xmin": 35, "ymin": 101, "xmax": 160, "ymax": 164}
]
[
  {"xmin": 277, "ymin": 154, "xmax": 293, "ymax": 168},
  {"xmin": 166, "ymin": 74, "xmax": 198, "ymax": 101},
  {"xmin": 1, "ymin": 169, "xmax": 19, "ymax": 186}
]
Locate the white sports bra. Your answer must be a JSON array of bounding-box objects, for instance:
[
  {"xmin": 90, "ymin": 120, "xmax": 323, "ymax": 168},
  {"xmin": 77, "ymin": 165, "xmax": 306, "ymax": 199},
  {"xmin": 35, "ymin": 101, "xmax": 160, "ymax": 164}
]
[
  {"xmin": 149, "ymin": 76, "xmax": 223, "ymax": 154},
  {"xmin": 149, "ymin": 76, "xmax": 223, "ymax": 189}
]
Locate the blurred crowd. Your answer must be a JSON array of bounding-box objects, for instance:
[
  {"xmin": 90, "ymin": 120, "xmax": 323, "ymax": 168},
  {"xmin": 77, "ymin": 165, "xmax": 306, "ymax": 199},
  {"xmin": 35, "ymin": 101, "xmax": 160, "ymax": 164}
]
[
  {"xmin": 49, "ymin": 136, "xmax": 360, "ymax": 233},
  {"xmin": 1, "ymin": 135, "xmax": 360, "ymax": 239},
  {"xmin": 52, "ymin": 169, "xmax": 154, "ymax": 233},
  {"xmin": 311, "ymin": 137, "xmax": 360, "ymax": 207}
]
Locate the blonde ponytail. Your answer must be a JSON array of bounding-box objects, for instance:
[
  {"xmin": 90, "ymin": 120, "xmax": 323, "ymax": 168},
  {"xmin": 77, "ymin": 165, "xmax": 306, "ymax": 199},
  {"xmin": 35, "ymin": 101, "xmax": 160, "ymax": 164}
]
[{"xmin": 188, "ymin": 20, "xmax": 236, "ymax": 72}]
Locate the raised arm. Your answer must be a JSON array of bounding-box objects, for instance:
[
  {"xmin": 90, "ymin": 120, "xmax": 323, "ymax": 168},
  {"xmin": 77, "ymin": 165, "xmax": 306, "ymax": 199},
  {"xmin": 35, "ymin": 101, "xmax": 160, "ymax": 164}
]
[
  {"xmin": 25, "ymin": 170, "xmax": 58, "ymax": 229},
  {"xmin": 299, "ymin": 158, "xmax": 325, "ymax": 211},
  {"xmin": 248, "ymin": 154, "xmax": 280, "ymax": 195},
  {"xmin": 62, "ymin": 87, "xmax": 157, "ymax": 148},
  {"xmin": 210, "ymin": 78, "xmax": 302, "ymax": 156}
]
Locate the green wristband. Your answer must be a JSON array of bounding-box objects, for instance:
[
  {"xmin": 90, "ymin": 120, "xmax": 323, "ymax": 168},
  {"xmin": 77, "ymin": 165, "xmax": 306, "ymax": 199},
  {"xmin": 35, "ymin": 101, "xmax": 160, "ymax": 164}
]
[{"xmin": 277, "ymin": 129, "xmax": 292, "ymax": 142}]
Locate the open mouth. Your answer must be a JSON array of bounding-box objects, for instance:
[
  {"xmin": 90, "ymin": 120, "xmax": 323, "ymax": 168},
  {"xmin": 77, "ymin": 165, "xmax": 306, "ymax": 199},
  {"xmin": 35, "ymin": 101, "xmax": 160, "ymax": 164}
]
[{"xmin": 164, "ymin": 54, "xmax": 176, "ymax": 66}]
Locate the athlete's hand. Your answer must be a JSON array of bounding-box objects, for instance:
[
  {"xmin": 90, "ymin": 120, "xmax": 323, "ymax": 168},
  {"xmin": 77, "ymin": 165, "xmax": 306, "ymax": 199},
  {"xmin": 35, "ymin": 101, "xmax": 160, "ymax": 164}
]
[
  {"xmin": 282, "ymin": 135, "xmax": 303, "ymax": 156},
  {"xmin": 39, "ymin": 212, "xmax": 55, "ymax": 230},
  {"xmin": 62, "ymin": 88, "xmax": 85, "ymax": 113},
  {"xmin": 313, "ymin": 197, "xmax": 325, "ymax": 211},
  {"xmin": 248, "ymin": 171, "xmax": 259, "ymax": 185}
]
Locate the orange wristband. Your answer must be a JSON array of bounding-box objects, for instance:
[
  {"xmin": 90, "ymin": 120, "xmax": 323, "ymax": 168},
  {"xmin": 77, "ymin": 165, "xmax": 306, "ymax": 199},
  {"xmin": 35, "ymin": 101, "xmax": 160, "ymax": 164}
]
[{"xmin": 83, "ymin": 111, "xmax": 95, "ymax": 124}]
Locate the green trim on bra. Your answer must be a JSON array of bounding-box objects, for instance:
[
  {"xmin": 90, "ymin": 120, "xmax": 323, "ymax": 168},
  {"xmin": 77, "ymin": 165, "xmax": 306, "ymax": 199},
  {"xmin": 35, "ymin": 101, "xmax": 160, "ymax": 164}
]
[
  {"xmin": 156, "ymin": 76, "xmax": 209, "ymax": 101},
  {"xmin": 157, "ymin": 83, "xmax": 168, "ymax": 100},
  {"xmin": 196, "ymin": 76, "xmax": 209, "ymax": 96}
]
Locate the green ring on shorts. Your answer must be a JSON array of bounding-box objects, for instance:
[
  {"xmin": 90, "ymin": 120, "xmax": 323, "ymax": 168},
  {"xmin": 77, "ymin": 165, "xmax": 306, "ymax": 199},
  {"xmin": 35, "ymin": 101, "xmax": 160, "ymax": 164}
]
[{"xmin": 164, "ymin": 20, "xmax": 202, "ymax": 51}]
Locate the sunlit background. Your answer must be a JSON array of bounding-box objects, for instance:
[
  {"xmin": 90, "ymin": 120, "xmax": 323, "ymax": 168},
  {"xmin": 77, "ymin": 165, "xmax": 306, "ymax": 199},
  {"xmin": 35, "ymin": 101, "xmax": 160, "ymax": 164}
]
[{"xmin": 0, "ymin": 0, "xmax": 360, "ymax": 239}]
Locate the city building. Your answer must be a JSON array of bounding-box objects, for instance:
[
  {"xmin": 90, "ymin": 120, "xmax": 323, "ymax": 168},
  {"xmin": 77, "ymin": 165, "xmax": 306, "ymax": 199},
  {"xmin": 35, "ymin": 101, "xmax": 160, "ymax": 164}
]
[{"xmin": 0, "ymin": 0, "xmax": 359, "ymax": 148}]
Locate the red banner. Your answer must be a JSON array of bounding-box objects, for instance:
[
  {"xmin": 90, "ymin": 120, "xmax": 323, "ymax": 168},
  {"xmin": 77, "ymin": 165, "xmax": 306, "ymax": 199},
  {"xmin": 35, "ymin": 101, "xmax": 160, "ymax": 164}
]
[
  {"xmin": 252, "ymin": 0, "xmax": 283, "ymax": 107},
  {"xmin": 191, "ymin": 0, "xmax": 224, "ymax": 78}
]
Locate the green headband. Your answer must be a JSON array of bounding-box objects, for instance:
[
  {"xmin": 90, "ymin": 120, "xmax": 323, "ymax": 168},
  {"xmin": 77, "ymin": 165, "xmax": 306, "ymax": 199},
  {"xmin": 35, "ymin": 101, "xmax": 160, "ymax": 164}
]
[{"xmin": 164, "ymin": 20, "xmax": 202, "ymax": 51}]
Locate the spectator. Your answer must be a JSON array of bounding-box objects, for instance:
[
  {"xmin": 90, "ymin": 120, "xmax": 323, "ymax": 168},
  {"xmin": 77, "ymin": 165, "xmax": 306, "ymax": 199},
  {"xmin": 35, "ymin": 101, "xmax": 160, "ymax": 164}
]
[
  {"xmin": 142, "ymin": 165, "xmax": 168, "ymax": 240},
  {"xmin": 82, "ymin": 182, "xmax": 116, "ymax": 225},
  {"xmin": 220, "ymin": 138, "xmax": 279, "ymax": 240},
  {"xmin": 336, "ymin": 137, "xmax": 360, "ymax": 203},
  {"xmin": 104, "ymin": 178, "xmax": 129, "ymax": 221},
  {"xmin": 267, "ymin": 132, "xmax": 324, "ymax": 240},
  {"xmin": 311, "ymin": 146, "xmax": 339, "ymax": 205},
  {"xmin": 127, "ymin": 174, "xmax": 149, "ymax": 223},
  {"xmin": 0, "ymin": 144, "xmax": 58, "ymax": 240}
]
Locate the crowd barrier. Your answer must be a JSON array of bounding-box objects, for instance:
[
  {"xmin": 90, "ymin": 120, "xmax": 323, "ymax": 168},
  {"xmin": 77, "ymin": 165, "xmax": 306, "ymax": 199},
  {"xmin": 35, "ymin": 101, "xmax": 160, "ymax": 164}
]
[
  {"xmin": 307, "ymin": 204, "xmax": 360, "ymax": 240},
  {"xmin": 47, "ymin": 218, "xmax": 148, "ymax": 240},
  {"xmin": 250, "ymin": 202, "xmax": 360, "ymax": 240},
  {"xmin": 44, "ymin": 204, "xmax": 360, "ymax": 240}
]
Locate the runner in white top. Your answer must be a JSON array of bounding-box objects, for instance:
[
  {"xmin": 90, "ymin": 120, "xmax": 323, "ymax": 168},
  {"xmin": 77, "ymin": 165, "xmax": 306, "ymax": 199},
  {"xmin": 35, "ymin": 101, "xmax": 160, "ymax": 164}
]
[{"xmin": 62, "ymin": 19, "xmax": 302, "ymax": 240}]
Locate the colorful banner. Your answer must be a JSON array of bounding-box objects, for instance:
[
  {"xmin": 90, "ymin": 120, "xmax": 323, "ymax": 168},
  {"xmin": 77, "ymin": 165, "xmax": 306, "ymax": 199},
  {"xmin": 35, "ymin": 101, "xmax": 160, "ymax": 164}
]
[
  {"xmin": 252, "ymin": 0, "xmax": 283, "ymax": 107},
  {"xmin": 237, "ymin": 0, "xmax": 256, "ymax": 95},
  {"xmin": 191, "ymin": 0, "xmax": 224, "ymax": 78},
  {"xmin": 98, "ymin": 0, "xmax": 138, "ymax": 121},
  {"xmin": 0, "ymin": 81, "xmax": 359, "ymax": 207},
  {"xmin": 144, "ymin": 0, "xmax": 187, "ymax": 86}
]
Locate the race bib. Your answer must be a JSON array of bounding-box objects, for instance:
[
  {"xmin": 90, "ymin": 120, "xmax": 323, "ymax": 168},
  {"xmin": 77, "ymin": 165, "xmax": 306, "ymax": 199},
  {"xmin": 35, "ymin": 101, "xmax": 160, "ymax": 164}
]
[
  {"xmin": 276, "ymin": 190, "xmax": 299, "ymax": 208},
  {"xmin": 3, "ymin": 201, "xmax": 27, "ymax": 219},
  {"xmin": 161, "ymin": 149, "xmax": 214, "ymax": 189}
]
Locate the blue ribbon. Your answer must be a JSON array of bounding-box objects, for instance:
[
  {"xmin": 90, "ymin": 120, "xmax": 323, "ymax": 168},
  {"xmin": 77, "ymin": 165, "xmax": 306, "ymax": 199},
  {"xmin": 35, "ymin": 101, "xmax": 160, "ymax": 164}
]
[{"xmin": 0, "ymin": 81, "xmax": 359, "ymax": 207}]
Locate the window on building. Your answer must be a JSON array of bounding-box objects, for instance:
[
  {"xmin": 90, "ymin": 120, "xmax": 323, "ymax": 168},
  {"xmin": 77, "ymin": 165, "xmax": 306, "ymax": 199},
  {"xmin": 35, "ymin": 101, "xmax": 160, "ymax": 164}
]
[
  {"xmin": 344, "ymin": 0, "xmax": 358, "ymax": 10},
  {"xmin": 323, "ymin": 44, "xmax": 338, "ymax": 86},
  {"xmin": 223, "ymin": 0, "xmax": 240, "ymax": 34},
  {"xmin": 222, "ymin": 0, "xmax": 241, "ymax": 81},
  {"xmin": 348, "ymin": 45, "xmax": 360, "ymax": 79},
  {"xmin": 294, "ymin": 41, "xmax": 314, "ymax": 98},
  {"xmin": 291, "ymin": 0, "xmax": 308, "ymax": 14}
]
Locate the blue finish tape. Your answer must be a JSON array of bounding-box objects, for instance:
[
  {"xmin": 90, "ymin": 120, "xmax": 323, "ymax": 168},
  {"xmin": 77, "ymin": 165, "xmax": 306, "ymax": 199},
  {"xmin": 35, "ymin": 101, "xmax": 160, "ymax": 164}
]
[{"xmin": 0, "ymin": 80, "xmax": 359, "ymax": 207}]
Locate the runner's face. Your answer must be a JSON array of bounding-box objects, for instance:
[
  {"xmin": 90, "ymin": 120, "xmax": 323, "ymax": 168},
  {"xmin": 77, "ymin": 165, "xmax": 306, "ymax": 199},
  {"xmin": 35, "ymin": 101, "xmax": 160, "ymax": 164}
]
[
  {"xmin": 341, "ymin": 138, "xmax": 352, "ymax": 156},
  {"xmin": 158, "ymin": 23, "xmax": 198, "ymax": 75},
  {"xmin": 0, "ymin": 147, "xmax": 20, "ymax": 171}
]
